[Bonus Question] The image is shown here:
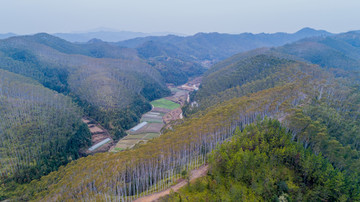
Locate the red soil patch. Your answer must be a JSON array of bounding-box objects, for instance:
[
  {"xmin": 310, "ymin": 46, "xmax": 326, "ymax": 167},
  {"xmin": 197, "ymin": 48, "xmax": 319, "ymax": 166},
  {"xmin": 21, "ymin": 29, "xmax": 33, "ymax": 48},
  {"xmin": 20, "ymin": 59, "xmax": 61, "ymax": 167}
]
[
  {"xmin": 165, "ymin": 91, "xmax": 188, "ymax": 106},
  {"xmin": 178, "ymin": 77, "xmax": 202, "ymax": 92},
  {"xmin": 82, "ymin": 117, "xmax": 114, "ymax": 154},
  {"xmin": 163, "ymin": 108, "xmax": 183, "ymax": 124}
]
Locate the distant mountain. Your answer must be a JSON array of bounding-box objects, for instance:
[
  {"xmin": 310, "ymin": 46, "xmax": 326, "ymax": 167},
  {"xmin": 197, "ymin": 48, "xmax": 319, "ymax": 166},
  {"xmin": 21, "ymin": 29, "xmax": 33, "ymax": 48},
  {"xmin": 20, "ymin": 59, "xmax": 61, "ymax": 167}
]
[
  {"xmin": 293, "ymin": 27, "xmax": 330, "ymax": 38},
  {"xmin": 113, "ymin": 28, "xmax": 332, "ymax": 85},
  {"xmin": 14, "ymin": 33, "xmax": 141, "ymax": 60},
  {"xmin": 0, "ymin": 33, "xmax": 16, "ymax": 39},
  {"xmin": 53, "ymin": 31, "xmax": 182, "ymax": 43},
  {"xmin": 275, "ymin": 31, "xmax": 360, "ymax": 71},
  {"xmin": 116, "ymin": 27, "xmax": 333, "ymax": 62},
  {"xmin": 188, "ymin": 30, "xmax": 360, "ymax": 115}
]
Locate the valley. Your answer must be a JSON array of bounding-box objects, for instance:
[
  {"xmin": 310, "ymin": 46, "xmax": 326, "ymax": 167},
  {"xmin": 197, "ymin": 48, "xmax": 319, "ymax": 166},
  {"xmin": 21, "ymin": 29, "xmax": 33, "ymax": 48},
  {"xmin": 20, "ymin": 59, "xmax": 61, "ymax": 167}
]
[
  {"xmin": 1, "ymin": 28, "xmax": 360, "ymax": 201},
  {"xmin": 110, "ymin": 77, "xmax": 201, "ymax": 152}
]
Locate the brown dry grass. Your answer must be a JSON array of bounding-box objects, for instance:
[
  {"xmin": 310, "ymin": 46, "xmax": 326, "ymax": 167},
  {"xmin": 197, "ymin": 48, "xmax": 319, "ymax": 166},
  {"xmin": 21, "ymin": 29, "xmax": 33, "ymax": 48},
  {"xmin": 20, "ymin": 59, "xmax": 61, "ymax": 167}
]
[{"xmin": 163, "ymin": 108, "xmax": 183, "ymax": 124}]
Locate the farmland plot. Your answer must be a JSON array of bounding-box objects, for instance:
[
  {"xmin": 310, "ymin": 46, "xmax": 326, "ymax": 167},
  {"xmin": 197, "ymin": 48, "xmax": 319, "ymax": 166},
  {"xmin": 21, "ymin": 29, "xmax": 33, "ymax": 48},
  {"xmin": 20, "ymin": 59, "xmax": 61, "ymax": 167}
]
[
  {"xmin": 82, "ymin": 118, "xmax": 114, "ymax": 153},
  {"xmin": 112, "ymin": 87, "xmax": 188, "ymax": 152},
  {"xmin": 150, "ymin": 98, "xmax": 180, "ymax": 110}
]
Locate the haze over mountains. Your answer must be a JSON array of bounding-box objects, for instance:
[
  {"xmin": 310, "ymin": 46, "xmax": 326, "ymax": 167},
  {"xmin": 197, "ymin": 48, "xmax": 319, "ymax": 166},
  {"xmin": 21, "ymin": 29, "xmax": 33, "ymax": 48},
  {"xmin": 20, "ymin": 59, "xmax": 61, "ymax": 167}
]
[
  {"xmin": 0, "ymin": 33, "xmax": 16, "ymax": 39},
  {"xmin": 116, "ymin": 27, "xmax": 332, "ymax": 60},
  {"xmin": 1, "ymin": 27, "xmax": 360, "ymax": 201},
  {"xmin": 53, "ymin": 30, "xmax": 186, "ymax": 43},
  {"xmin": 0, "ymin": 28, "xmax": 185, "ymax": 42},
  {"xmin": 0, "ymin": 27, "xmax": 331, "ymax": 43}
]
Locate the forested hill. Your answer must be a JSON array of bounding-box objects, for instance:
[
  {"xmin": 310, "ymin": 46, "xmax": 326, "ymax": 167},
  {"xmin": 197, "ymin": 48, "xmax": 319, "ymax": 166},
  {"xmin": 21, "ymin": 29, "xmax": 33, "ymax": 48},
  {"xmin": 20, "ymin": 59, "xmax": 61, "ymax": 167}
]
[
  {"xmin": 114, "ymin": 28, "xmax": 331, "ymax": 85},
  {"xmin": 275, "ymin": 31, "xmax": 360, "ymax": 71},
  {"xmin": 4, "ymin": 33, "xmax": 144, "ymax": 60},
  {"xmin": 1, "ymin": 29, "xmax": 360, "ymax": 201},
  {"xmin": 165, "ymin": 119, "xmax": 353, "ymax": 201},
  {"xmin": 176, "ymin": 33, "xmax": 359, "ymax": 200},
  {"xmin": 0, "ymin": 33, "xmax": 172, "ymax": 199},
  {"xmin": 187, "ymin": 32, "xmax": 360, "ymax": 115},
  {"xmin": 0, "ymin": 33, "xmax": 171, "ymax": 140},
  {"xmin": 0, "ymin": 69, "xmax": 91, "ymax": 199},
  {"xmin": 7, "ymin": 48, "xmax": 360, "ymax": 201},
  {"xmin": 183, "ymin": 53, "xmax": 311, "ymax": 115}
]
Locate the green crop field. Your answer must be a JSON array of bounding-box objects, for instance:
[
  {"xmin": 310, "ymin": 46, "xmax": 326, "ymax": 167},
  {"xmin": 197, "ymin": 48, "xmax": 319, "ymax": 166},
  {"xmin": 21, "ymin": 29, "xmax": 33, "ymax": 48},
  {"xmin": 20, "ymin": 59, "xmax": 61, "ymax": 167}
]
[{"xmin": 150, "ymin": 98, "xmax": 180, "ymax": 110}]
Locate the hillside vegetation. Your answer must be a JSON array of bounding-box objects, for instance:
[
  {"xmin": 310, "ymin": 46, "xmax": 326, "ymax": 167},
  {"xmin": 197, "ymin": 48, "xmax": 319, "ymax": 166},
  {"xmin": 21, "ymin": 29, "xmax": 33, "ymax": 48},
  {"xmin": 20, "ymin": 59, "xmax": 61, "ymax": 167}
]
[
  {"xmin": 118, "ymin": 27, "xmax": 331, "ymax": 61},
  {"xmin": 187, "ymin": 32, "xmax": 360, "ymax": 116},
  {"xmin": 165, "ymin": 119, "xmax": 353, "ymax": 201},
  {"xmin": 0, "ymin": 34, "xmax": 170, "ymax": 139},
  {"xmin": 116, "ymin": 28, "xmax": 331, "ymax": 85},
  {"xmin": 10, "ymin": 58, "xmax": 360, "ymax": 201},
  {"xmin": 183, "ymin": 53, "xmax": 313, "ymax": 115},
  {"xmin": 0, "ymin": 70, "xmax": 91, "ymax": 199},
  {"xmin": 1, "ymin": 29, "xmax": 360, "ymax": 201},
  {"xmin": 275, "ymin": 32, "xmax": 360, "ymax": 71}
]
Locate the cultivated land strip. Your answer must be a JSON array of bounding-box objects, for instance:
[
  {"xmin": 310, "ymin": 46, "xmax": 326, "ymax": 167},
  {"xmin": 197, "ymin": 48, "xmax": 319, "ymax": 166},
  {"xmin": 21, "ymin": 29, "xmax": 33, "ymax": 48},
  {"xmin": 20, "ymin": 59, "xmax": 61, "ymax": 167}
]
[
  {"xmin": 82, "ymin": 117, "xmax": 114, "ymax": 153},
  {"xmin": 111, "ymin": 78, "xmax": 201, "ymax": 152}
]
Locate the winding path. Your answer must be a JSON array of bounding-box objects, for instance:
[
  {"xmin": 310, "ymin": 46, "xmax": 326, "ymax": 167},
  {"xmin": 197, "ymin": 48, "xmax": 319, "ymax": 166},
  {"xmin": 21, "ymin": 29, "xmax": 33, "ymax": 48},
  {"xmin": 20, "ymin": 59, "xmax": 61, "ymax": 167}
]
[{"xmin": 134, "ymin": 164, "xmax": 209, "ymax": 202}]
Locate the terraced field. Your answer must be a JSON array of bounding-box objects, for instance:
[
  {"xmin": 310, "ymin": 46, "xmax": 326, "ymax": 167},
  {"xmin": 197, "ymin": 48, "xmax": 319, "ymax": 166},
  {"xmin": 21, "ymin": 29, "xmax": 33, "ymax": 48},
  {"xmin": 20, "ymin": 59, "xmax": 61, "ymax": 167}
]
[
  {"xmin": 112, "ymin": 133, "xmax": 161, "ymax": 151},
  {"xmin": 111, "ymin": 78, "xmax": 201, "ymax": 152},
  {"xmin": 111, "ymin": 99, "xmax": 178, "ymax": 151},
  {"xmin": 82, "ymin": 118, "xmax": 114, "ymax": 153}
]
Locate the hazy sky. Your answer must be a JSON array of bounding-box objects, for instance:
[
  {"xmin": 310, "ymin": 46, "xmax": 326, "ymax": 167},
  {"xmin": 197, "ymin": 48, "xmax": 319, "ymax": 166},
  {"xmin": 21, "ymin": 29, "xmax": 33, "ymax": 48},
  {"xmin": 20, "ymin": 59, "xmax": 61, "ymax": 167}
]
[{"xmin": 1, "ymin": 0, "xmax": 360, "ymax": 35}]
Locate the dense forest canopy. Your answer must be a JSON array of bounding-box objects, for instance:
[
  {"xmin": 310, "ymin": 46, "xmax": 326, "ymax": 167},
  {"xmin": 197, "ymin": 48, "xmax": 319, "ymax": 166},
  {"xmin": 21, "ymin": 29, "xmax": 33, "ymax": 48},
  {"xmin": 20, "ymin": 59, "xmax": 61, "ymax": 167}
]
[
  {"xmin": 165, "ymin": 119, "xmax": 355, "ymax": 201},
  {"xmin": 0, "ymin": 34, "xmax": 171, "ymax": 140},
  {"xmin": 186, "ymin": 32, "xmax": 360, "ymax": 116},
  {"xmin": 9, "ymin": 56, "xmax": 359, "ymax": 201},
  {"xmin": 0, "ymin": 70, "xmax": 91, "ymax": 199}
]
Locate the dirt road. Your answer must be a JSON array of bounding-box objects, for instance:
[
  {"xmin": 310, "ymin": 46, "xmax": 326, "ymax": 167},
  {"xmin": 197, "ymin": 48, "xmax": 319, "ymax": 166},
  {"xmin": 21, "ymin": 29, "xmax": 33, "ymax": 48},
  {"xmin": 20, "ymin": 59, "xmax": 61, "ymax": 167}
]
[{"xmin": 134, "ymin": 164, "xmax": 209, "ymax": 202}]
